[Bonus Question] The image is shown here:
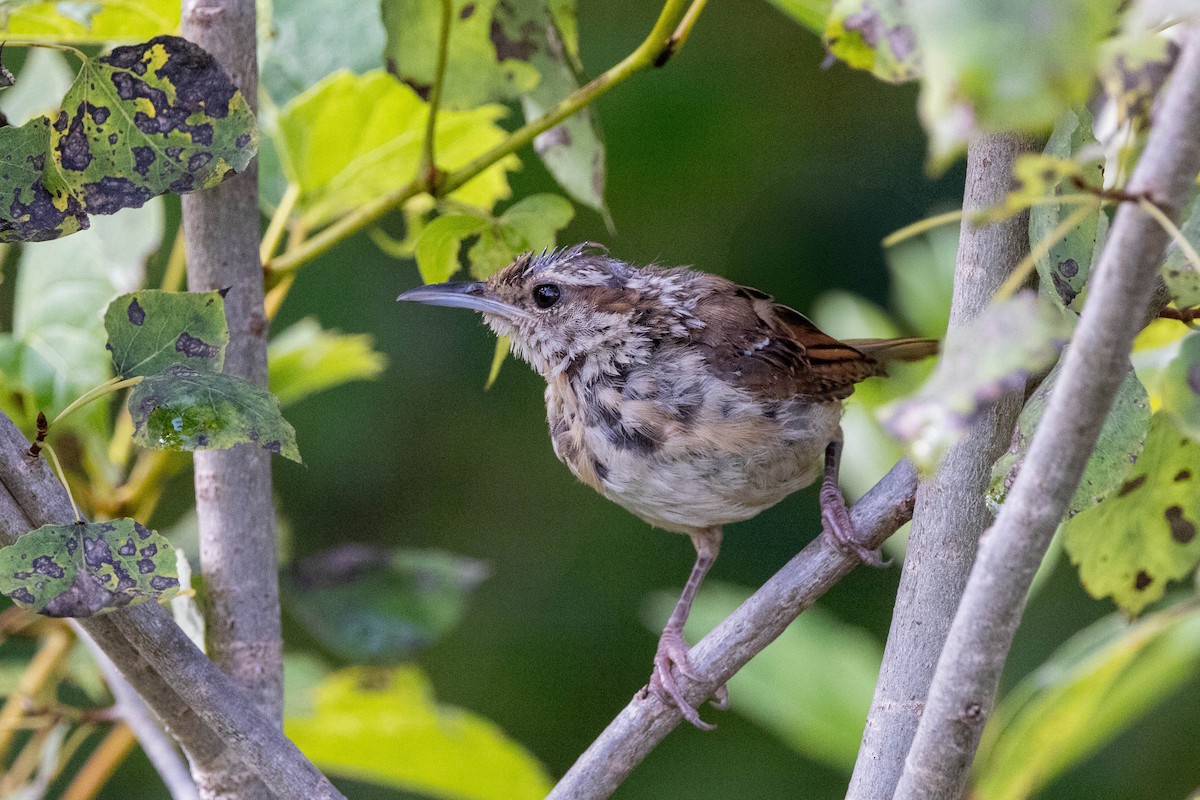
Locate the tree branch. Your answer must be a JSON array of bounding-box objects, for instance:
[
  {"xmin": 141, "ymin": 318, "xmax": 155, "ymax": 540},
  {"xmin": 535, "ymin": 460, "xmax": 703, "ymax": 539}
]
[
  {"xmin": 546, "ymin": 460, "xmax": 919, "ymax": 800},
  {"xmin": 180, "ymin": 1, "xmax": 281, "ymax": 796},
  {"xmin": 846, "ymin": 132, "xmax": 1034, "ymax": 799},
  {"xmin": 0, "ymin": 414, "xmax": 346, "ymax": 800},
  {"xmin": 893, "ymin": 25, "xmax": 1200, "ymax": 800}
]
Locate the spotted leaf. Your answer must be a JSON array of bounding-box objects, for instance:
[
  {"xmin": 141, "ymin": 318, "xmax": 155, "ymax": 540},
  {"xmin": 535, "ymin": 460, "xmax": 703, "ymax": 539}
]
[
  {"xmin": 129, "ymin": 365, "xmax": 301, "ymax": 462},
  {"xmin": 49, "ymin": 35, "xmax": 257, "ymax": 216},
  {"xmin": 0, "ymin": 519, "xmax": 179, "ymax": 617},
  {"xmin": 1161, "ymin": 191, "xmax": 1200, "ymax": 309},
  {"xmin": 104, "ymin": 289, "xmax": 228, "ymax": 378},
  {"xmin": 823, "ymin": 0, "xmax": 920, "ymax": 83},
  {"xmin": 1063, "ymin": 413, "xmax": 1200, "ymax": 615},
  {"xmin": 0, "ymin": 116, "xmax": 88, "ymax": 243}
]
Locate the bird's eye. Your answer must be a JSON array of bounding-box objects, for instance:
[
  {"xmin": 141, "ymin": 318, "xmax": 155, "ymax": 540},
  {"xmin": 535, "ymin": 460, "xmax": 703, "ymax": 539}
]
[{"xmin": 532, "ymin": 283, "xmax": 561, "ymax": 309}]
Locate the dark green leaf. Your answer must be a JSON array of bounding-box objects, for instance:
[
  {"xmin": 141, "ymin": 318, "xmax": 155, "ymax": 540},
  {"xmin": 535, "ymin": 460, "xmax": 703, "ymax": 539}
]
[
  {"xmin": 49, "ymin": 36, "xmax": 257, "ymax": 216},
  {"xmin": 881, "ymin": 292, "xmax": 1075, "ymax": 471},
  {"xmin": 104, "ymin": 289, "xmax": 229, "ymax": 378},
  {"xmin": 129, "ymin": 365, "xmax": 301, "ymax": 462},
  {"xmin": 283, "ymin": 544, "xmax": 488, "ymax": 663},
  {"xmin": 989, "ymin": 364, "xmax": 1150, "ymax": 517},
  {"xmin": 1161, "ymin": 332, "xmax": 1200, "ymax": 441},
  {"xmin": 1064, "ymin": 413, "xmax": 1200, "ymax": 615},
  {"xmin": 0, "ymin": 116, "xmax": 87, "ymax": 243},
  {"xmin": 0, "ymin": 519, "xmax": 179, "ymax": 617},
  {"xmin": 414, "ymin": 213, "xmax": 489, "ymax": 284},
  {"xmin": 823, "ymin": 0, "xmax": 920, "ymax": 83}
]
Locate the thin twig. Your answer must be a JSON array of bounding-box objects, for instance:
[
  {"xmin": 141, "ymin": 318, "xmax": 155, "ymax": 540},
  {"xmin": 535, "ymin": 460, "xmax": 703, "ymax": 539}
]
[
  {"xmin": 419, "ymin": 0, "xmax": 454, "ymax": 190},
  {"xmin": 893, "ymin": 25, "xmax": 1200, "ymax": 800},
  {"xmin": 546, "ymin": 460, "xmax": 919, "ymax": 800}
]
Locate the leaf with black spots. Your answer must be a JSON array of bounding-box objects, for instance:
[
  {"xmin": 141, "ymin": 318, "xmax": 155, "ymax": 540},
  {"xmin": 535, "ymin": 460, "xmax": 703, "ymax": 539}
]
[
  {"xmin": 1064, "ymin": 413, "xmax": 1200, "ymax": 615},
  {"xmin": 283, "ymin": 544, "xmax": 488, "ymax": 663},
  {"xmin": 823, "ymin": 0, "xmax": 920, "ymax": 83},
  {"xmin": 1161, "ymin": 191, "xmax": 1200, "ymax": 308},
  {"xmin": 129, "ymin": 365, "xmax": 301, "ymax": 462},
  {"xmin": 104, "ymin": 289, "xmax": 228, "ymax": 378},
  {"xmin": 0, "ymin": 117, "xmax": 88, "ymax": 243},
  {"xmin": 0, "ymin": 519, "xmax": 179, "ymax": 617},
  {"xmin": 50, "ymin": 35, "xmax": 257, "ymax": 215}
]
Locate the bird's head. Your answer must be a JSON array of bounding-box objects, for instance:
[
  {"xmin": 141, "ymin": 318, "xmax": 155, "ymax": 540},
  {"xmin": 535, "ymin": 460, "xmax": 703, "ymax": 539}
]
[{"xmin": 398, "ymin": 243, "xmax": 702, "ymax": 380}]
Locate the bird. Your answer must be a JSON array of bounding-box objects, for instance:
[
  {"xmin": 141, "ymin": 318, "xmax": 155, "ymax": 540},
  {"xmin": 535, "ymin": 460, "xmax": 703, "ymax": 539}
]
[{"xmin": 397, "ymin": 243, "xmax": 937, "ymax": 728}]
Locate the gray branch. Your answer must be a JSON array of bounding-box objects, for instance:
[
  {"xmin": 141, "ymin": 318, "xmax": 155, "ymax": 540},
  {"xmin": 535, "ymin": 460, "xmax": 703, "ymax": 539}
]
[
  {"xmin": 179, "ymin": 2, "xmax": 282, "ymax": 796},
  {"xmin": 0, "ymin": 415, "xmax": 344, "ymax": 800},
  {"xmin": 893, "ymin": 25, "xmax": 1200, "ymax": 800},
  {"xmin": 846, "ymin": 133, "xmax": 1034, "ymax": 799},
  {"xmin": 546, "ymin": 460, "xmax": 919, "ymax": 800}
]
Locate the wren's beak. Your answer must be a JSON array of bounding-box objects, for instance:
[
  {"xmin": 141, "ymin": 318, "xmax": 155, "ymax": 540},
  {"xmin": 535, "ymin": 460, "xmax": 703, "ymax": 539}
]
[{"xmin": 396, "ymin": 281, "xmax": 533, "ymax": 323}]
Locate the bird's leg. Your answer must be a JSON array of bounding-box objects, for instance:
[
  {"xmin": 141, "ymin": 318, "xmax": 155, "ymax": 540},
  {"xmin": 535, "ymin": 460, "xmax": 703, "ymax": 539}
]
[
  {"xmin": 650, "ymin": 527, "xmax": 723, "ymax": 730},
  {"xmin": 819, "ymin": 434, "xmax": 891, "ymax": 568}
]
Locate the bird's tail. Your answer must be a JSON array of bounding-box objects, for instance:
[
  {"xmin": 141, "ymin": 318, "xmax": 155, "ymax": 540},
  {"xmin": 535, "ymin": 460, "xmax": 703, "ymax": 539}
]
[{"xmin": 845, "ymin": 337, "xmax": 940, "ymax": 363}]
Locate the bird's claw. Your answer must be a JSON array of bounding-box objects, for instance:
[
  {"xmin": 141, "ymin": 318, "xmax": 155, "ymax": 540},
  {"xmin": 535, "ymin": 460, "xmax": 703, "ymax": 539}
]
[
  {"xmin": 820, "ymin": 487, "xmax": 892, "ymax": 568},
  {"xmin": 649, "ymin": 628, "xmax": 715, "ymax": 730}
]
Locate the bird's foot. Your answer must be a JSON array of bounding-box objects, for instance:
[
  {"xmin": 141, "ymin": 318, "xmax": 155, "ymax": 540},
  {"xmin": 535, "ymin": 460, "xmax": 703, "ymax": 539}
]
[
  {"xmin": 820, "ymin": 482, "xmax": 891, "ymax": 568},
  {"xmin": 649, "ymin": 628, "xmax": 716, "ymax": 730}
]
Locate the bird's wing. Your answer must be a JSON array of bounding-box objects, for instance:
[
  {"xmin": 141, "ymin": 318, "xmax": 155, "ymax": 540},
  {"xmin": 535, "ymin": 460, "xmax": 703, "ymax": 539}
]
[{"xmin": 689, "ymin": 278, "xmax": 881, "ymax": 400}]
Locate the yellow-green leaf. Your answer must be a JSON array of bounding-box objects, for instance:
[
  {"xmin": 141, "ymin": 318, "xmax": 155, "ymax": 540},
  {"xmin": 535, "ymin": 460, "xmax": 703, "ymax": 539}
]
[
  {"xmin": 414, "ymin": 213, "xmax": 489, "ymax": 284},
  {"xmin": 823, "ymin": 0, "xmax": 920, "ymax": 83},
  {"xmin": 0, "ymin": 0, "xmax": 180, "ymax": 44},
  {"xmin": 268, "ymin": 318, "xmax": 387, "ymax": 408}
]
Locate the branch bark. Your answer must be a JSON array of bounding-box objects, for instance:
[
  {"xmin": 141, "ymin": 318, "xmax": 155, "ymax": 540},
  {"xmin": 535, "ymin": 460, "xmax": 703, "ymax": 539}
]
[
  {"xmin": 179, "ymin": 2, "xmax": 281, "ymax": 796},
  {"xmin": 846, "ymin": 132, "xmax": 1034, "ymax": 799},
  {"xmin": 0, "ymin": 415, "xmax": 345, "ymax": 800},
  {"xmin": 893, "ymin": 25, "xmax": 1200, "ymax": 800},
  {"xmin": 546, "ymin": 460, "xmax": 919, "ymax": 800}
]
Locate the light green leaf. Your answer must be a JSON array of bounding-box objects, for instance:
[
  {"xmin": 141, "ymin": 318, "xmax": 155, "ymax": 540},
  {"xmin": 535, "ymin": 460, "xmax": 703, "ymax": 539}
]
[
  {"xmin": 467, "ymin": 224, "xmax": 521, "ymax": 280},
  {"xmin": 0, "ymin": 0, "xmax": 180, "ymax": 43},
  {"xmin": 0, "ymin": 519, "xmax": 179, "ymax": 617},
  {"xmin": 259, "ymin": 0, "xmax": 386, "ymax": 107},
  {"xmin": 415, "ymin": 213, "xmax": 489, "ymax": 284},
  {"xmin": 129, "ymin": 365, "xmax": 302, "ymax": 463},
  {"xmin": 1160, "ymin": 332, "xmax": 1200, "ymax": 441},
  {"xmin": 907, "ymin": 0, "xmax": 1122, "ymax": 168},
  {"xmin": 645, "ymin": 582, "xmax": 879, "ymax": 772},
  {"xmin": 1161, "ymin": 191, "xmax": 1200, "ymax": 308},
  {"xmin": 276, "ymin": 70, "xmax": 519, "ymax": 228},
  {"xmin": 48, "ymin": 36, "xmax": 258, "ymax": 216},
  {"xmin": 268, "ymin": 317, "xmax": 388, "ymax": 408},
  {"xmin": 881, "ymin": 292, "xmax": 1075, "ymax": 471},
  {"xmin": 286, "ymin": 666, "xmax": 553, "ymax": 800},
  {"xmin": 974, "ymin": 603, "xmax": 1200, "ymax": 800},
  {"xmin": 466, "ymin": 194, "xmax": 575, "ymax": 281},
  {"xmin": 885, "ymin": 220, "xmax": 957, "ymax": 339},
  {"xmin": 104, "ymin": 289, "xmax": 229, "ymax": 378},
  {"xmin": 989, "ymin": 364, "xmax": 1150, "ymax": 517},
  {"xmin": 282, "ymin": 545, "xmax": 488, "ymax": 663},
  {"xmin": 0, "ymin": 116, "xmax": 87, "ymax": 242},
  {"xmin": 380, "ymin": 0, "xmax": 540, "ymax": 110},
  {"xmin": 760, "ymin": 0, "xmax": 833, "ymax": 33},
  {"xmin": 485, "ymin": 335, "xmax": 510, "ymax": 390},
  {"xmin": 1064, "ymin": 413, "xmax": 1200, "ymax": 615},
  {"xmin": 823, "ymin": 0, "xmax": 920, "ymax": 83}
]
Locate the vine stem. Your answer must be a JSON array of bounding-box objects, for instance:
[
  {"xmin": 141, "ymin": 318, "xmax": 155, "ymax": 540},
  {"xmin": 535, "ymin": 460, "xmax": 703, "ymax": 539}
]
[
  {"xmin": 258, "ymin": 183, "xmax": 300, "ymax": 265},
  {"xmin": 2, "ymin": 40, "xmax": 88, "ymax": 63},
  {"xmin": 265, "ymin": 0, "xmax": 694, "ymax": 274},
  {"xmin": 50, "ymin": 376, "xmax": 145, "ymax": 429},
  {"xmin": 42, "ymin": 444, "xmax": 81, "ymax": 522},
  {"xmin": 1139, "ymin": 195, "xmax": 1200, "ymax": 275},
  {"xmin": 419, "ymin": 0, "xmax": 454, "ymax": 188}
]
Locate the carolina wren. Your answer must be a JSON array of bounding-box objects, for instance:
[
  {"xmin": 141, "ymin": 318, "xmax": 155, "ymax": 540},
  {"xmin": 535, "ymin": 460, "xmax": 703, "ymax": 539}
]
[{"xmin": 398, "ymin": 243, "xmax": 936, "ymax": 728}]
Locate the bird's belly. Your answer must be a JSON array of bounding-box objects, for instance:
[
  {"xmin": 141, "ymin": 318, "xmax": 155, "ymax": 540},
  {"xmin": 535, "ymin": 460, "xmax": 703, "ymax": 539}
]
[{"xmin": 550, "ymin": 390, "xmax": 842, "ymax": 534}]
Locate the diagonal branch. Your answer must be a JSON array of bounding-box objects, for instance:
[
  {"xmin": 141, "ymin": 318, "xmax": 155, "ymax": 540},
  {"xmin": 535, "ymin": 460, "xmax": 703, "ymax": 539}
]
[
  {"xmin": 846, "ymin": 132, "xmax": 1035, "ymax": 800},
  {"xmin": 546, "ymin": 459, "xmax": 919, "ymax": 800},
  {"xmin": 893, "ymin": 24, "xmax": 1200, "ymax": 800}
]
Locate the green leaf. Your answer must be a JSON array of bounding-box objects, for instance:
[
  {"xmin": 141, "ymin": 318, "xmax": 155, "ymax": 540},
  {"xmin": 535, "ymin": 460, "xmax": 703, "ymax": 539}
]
[
  {"xmin": 0, "ymin": 116, "xmax": 87, "ymax": 242},
  {"xmin": 286, "ymin": 666, "xmax": 553, "ymax": 800},
  {"xmin": 466, "ymin": 194, "xmax": 575, "ymax": 281},
  {"xmin": 885, "ymin": 220, "xmax": 957, "ymax": 339},
  {"xmin": 881, "ymin": 292, "xmax": 1075, "ymax": 471},
  {"xmin": 1161, "ymin": 191, "xmax": 1200, "ymax": 308},
  {"xmin": 974, "ymin": 603, "xmax": 1200, "ymax": 800},
  {"xmin": 129, "ymin": 365, "xmax": 302, "ymax": 463},
  {"xmin": 823, "ymin": 0, "xmax": 920, "ymax": 83},
  {"xmin": 0, "ymin": 48, "xmax": 75, "ymax": 127},
  {"xmin": 283, "ymin": 545, "xmax": 488, "ymax": 663},
  {"xmin": 989, "ymin": 364, "xmax": 1150, "ymax": 517},
  {"xmin": 760, "ymin": 0, "xmax": 833, "ymax": 33},
  {"xmin": 1160, "ymin": 332, "xmax": 1200, "ymax": 441},
  {"xmin": 0, "ymin": 519, "xmax": 179, "ymax": 617},
  {"xmin": 1027, "ymin": 108, "xmax": 1108, "ymax": 310},
  {"xmin": 907, "ymin": 0, "xmax": 1122, "ymax": 168},
  {"xmin": 1099, "ymin": 26, "xmax": 1179, "ymax": 132},
  {"xmin": 1064, "ymin": 413, "xmax": 1200, "ymax": 615},
  {"xmin": 381, "ymin": 0, "xmax": 540, "ymax": 111},
  {"xmin": 276, "ymin": 70, "xmax": 519, "ymax": 228},
  {"xmin": 484, "ymin": 335, "xmax": 510, "ymax": 390},
  {"xmin": 645, "ymin": 582, "xmax": 880, "ymax": 772},
  {"xmin": 104, "ymin": 289, "xmax": 229, "ymax": 378},
  {"xmin": 0, "ymin": 0, "xmax": 181, "ymax": 43},
  {"xmin": 414, "ymin": 213, "xmax": 489, "ymax": 284},
  {"xmin": 259, "ymin": 0, "xmax": 386, "ymax": 107},
  {"xmin": 48, "ymin": 36, "xmax": 257, "ymax": 216},
  {"xmin": 268, "ymin": 317, "xmax": 388, "ymax": 408}
]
